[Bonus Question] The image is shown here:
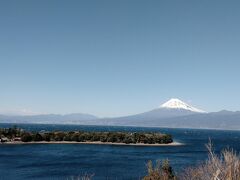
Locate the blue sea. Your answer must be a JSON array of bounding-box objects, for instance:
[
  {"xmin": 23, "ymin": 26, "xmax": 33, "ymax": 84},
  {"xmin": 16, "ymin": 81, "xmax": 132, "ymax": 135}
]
[{"xmin": 1, "ymin": 124, "xmax": 240, "ymax": 180}]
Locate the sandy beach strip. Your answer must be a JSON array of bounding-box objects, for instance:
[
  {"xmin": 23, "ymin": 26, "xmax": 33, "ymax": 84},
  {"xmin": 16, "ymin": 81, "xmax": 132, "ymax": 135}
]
[{"xmin": 1, "ymin": 141, "xmax": 183, "ymax": 146}]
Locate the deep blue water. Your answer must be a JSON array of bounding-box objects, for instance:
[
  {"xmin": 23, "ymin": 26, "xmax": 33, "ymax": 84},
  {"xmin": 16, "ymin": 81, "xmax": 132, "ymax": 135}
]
[{"xmin": 1, "ymin": 124, "xmax": 240, "ymax": 180}]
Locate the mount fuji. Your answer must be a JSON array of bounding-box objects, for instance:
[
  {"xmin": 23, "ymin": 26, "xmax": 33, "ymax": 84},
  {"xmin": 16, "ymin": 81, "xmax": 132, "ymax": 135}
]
[
  {"xmin": 160, "ymin": 98, "xmax": 206, "ymax": 113},
  {"xmin": 100, "ymin": 98, "xmax": 240, "ymax": 130},
  {"xmin": 101, "ymin": 98, "xmax": 206, "ymax": 125}
]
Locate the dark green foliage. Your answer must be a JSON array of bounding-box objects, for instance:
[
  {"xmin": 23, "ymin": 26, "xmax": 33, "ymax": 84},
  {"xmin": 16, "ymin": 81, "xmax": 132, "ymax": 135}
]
[
  {"xmin": 54, "ymin": 132, "xmax": 65, "ymax": 141},
  {"xmin": 32, "ymin": 133, "xmax": 43, "ymax": 141},
  {"xmin": 42, "ymin": 133, "xmax": 51, "ymax": 141},
  {"xmin": 21, "ymin": 133, "xmax": 32, "ymax": 142},
  {"xmin": 123, "ymin": 135, "xmax": 134, "ymax": 144},
  {"xmin": 100, "ymin": 134, "xmax": 108, "ymax": 142},
  {"xmin": 0, "ymin": 126, "xmax": 23, "ymax": 139},
  {"xmin": 0, "ymin": 127, "xmax": 173, "ymax": 144},
  {"xmin": 91, "ymin": 133, "xmax": 101, "ymax": 141},
  {"xmin": 107, "ymin": 133, "xmax": 118, "ymax": 142},
  {"xmin": 72, "ymin": 133, "xmax": 80, "ymax": 142},
  {"xmin": 63, "ymin": 134, "xmax": 71, "ymax": 141}
]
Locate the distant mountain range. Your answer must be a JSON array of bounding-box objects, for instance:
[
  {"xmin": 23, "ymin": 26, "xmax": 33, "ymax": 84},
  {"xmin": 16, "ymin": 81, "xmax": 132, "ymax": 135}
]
[
  {"xmin": 0, "ymin": 113, "xmax": 98, "ymax": 124},
  {"xmin": 1, "ymin": 98, "xmax": 240, "ymax": 130}
]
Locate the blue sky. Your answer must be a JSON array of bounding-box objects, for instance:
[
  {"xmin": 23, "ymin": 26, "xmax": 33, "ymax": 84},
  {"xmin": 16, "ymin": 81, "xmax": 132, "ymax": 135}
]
[{"xmin": 0, "ymin": 0, "xmax": 240, "ymax": 117}]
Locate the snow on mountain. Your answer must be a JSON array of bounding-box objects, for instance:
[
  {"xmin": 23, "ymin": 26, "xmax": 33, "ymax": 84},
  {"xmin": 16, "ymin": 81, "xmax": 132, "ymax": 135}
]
[{"xmin": 160, "ymin": 98, "xmax": 206, "ymax": 113}]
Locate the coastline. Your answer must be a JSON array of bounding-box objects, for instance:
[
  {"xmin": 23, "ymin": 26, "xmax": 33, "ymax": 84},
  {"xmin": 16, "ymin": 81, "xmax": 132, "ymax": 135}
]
[{"xmin": 1, "ymin": 141, "xmax": 183, "ymax": 146}]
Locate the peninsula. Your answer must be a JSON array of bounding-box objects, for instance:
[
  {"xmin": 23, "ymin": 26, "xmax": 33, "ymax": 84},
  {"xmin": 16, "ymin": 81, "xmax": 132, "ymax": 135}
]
[{"xmin": 0, "ymin": 127, "xmax": 176, "ymax": 146}]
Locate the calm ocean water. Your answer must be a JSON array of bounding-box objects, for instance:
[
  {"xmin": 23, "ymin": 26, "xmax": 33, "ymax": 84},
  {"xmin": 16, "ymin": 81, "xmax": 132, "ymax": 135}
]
[{"xmin": 1, "ymin": 123, "xmax": 240, "ymax": 180}]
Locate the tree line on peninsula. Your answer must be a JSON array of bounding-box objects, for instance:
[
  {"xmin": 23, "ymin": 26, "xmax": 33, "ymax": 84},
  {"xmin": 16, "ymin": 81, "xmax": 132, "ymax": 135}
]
[{"xmin": 0, "ymin": 126, "xmax": 173, "ymax": 144}]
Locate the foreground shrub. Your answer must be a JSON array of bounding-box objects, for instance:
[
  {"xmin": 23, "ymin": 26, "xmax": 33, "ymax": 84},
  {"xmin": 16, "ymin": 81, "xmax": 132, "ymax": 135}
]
[
  {"xmin": 143, "ymin": 160, "xmax": 176, "ymax": 180},
  {"xmin": 143, "ymin": 141, "xmax": 240, "ymax": 180},
  {"xmin": 179, "ymin": 141, "xmax": 240, "ymax": 180}
]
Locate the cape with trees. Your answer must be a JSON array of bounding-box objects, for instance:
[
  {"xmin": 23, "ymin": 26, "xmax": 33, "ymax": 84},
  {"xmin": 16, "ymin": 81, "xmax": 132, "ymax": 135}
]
[{"xmin": 0, "ymin": 126, "xmax": 173, "ymax": 145}]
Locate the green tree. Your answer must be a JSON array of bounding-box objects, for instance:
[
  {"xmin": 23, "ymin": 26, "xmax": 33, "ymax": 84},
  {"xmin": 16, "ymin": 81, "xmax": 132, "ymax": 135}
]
[
  {"xmin": 32, "ymin": 133, "xmax": 43, "ymax": 141},
  {"xmin": 21, "ymin": 133, "xmax": 32, "ymax": 142}
]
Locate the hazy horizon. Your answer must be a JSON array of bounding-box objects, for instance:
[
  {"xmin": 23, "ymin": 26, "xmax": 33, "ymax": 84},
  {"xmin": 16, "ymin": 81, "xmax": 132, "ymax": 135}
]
[
  {"xmin": 0, "ymin": 97, "xmax": 238, "ymax": 118},
  {"xmin": 1, "ymin": 0, "xmax": 240, "ymax": 117}
]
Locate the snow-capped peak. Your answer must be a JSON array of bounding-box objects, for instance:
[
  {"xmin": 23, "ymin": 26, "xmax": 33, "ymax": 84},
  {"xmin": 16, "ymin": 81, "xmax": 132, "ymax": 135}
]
[{"xmin": 160, "ymin": 98, "xmax": 206, "ymax": 113}]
